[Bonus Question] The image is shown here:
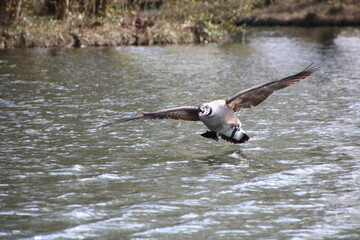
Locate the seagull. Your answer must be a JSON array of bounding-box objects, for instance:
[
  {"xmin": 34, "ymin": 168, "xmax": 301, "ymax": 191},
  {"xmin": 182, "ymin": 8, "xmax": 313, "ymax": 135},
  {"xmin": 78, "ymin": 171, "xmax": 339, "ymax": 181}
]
[{"xmin": 104, "ymin": 63, "xmax": 318, "ymax": 144}]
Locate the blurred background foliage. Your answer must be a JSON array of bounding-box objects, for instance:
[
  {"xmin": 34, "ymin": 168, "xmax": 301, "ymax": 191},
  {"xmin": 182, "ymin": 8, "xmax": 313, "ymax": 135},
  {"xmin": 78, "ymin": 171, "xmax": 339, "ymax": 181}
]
[
  {"xmin": 0, "ymin": 0, "xmax": 256, "ymax": 24},
  {"xmin": 0, "ymin": 0, "xmax": 257, "ymax": 47},
  {"xmin": 0, "ymin": 0, "xmax": 358, "ymax": 48}
]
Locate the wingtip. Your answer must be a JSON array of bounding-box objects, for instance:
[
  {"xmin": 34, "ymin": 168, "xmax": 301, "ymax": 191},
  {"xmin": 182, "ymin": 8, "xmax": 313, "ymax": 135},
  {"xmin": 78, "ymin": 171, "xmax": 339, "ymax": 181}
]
[
  {"xmin": 101, "ymin": 121, "xmax": 111, "ymax": 128},
  {"xmin": 101, "ymin": 119, "xmax": 125, "ymax": 128},
  {"xmin": 101, "ymin": 114, "xmax": 145, "ymax": 127},
  {"xmin": 303, "ymin": 62, "xmax": 320, "ymax": 73}
]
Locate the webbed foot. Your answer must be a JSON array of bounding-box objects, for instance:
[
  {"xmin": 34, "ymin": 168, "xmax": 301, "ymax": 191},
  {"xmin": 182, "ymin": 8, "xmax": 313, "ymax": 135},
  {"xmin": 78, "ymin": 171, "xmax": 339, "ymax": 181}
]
[{"xmin": 201, "ymin": 131, "xmax": 219, "ymax": 141}]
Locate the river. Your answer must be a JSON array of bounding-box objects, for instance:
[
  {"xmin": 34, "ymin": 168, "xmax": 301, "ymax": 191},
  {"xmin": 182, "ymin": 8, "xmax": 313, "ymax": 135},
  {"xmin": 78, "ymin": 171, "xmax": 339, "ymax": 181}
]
[{"xmin": 1, "ymin": 27, "xmax": 359, "ymax": 239}]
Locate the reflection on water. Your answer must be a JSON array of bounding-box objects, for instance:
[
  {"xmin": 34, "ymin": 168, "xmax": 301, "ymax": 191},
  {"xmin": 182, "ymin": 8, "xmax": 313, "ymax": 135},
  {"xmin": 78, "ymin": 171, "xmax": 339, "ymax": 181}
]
[{"xmin": 1, "ymin": 27, "xmax": 360, "ymax": 239}]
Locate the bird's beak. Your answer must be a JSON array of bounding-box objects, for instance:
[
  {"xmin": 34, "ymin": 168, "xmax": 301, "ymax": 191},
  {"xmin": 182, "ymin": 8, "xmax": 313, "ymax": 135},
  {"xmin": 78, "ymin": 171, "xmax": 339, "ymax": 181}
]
[{"xmin": 198, "ymin": 106, "xmax": 204, "ymax": 116}]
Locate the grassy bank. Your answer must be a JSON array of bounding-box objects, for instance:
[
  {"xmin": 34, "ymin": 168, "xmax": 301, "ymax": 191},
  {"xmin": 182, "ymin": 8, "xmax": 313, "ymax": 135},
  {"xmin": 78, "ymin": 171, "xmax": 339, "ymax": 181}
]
[
  {"xmin": 0, "ymin": 12, "xmax": 227, "ymax": 48},
  {"xmin": 1, "ymin": 0, "xmax": 359, "ymax": 49},
  {"xmin": 0, "ymin": 0, "xmax": 252, "ymax": 48}
]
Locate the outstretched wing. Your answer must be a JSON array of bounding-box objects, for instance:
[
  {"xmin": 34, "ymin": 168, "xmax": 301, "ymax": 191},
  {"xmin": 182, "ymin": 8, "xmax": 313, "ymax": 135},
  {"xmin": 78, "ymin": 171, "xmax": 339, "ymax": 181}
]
[
  {"xmin": 226, "ymin": 63, "xmax": 319, "ymax": 112},
  {"xmin": 103, "ymin": 106, "xmax": 200, "ymax": 127}
]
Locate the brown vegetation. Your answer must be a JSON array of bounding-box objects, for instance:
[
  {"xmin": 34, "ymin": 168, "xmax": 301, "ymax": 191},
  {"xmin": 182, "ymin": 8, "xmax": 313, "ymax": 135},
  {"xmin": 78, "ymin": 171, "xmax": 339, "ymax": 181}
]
[
  {"xmin": 1, "ymin": 0, "xmax": 255, "ymax": 48},
  {"xmin": 237, "ymin": 0, "xmax": 360, "ymax": 26},
  {"xmin": 0, "ymin": 0, "xmax": 359, "ymax": 49}
]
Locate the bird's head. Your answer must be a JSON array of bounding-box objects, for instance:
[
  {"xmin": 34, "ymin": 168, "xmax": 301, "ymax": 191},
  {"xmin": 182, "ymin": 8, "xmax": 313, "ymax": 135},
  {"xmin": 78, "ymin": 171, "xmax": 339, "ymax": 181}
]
[{"xmin": 198, "ymin": 104, "xmax": 212, "ymax": 117}]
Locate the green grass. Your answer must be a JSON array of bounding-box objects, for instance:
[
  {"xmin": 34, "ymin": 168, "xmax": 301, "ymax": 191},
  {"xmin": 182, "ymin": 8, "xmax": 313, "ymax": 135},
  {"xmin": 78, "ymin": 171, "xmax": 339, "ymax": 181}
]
[
  {"xmin": 0, "ymin": 0, "xmax": 255, "ymax": 48},
  {"xmin": 1, "ymin": 0, "xmax": 358, "ymax": 48}
]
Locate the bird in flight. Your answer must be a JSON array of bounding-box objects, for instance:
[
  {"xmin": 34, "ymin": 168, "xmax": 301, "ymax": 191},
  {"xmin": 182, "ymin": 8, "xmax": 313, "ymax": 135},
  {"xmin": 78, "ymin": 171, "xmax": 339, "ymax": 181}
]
[{"xmin": 104, "ymin": 63, "xmax": 318, "ymax": 144}]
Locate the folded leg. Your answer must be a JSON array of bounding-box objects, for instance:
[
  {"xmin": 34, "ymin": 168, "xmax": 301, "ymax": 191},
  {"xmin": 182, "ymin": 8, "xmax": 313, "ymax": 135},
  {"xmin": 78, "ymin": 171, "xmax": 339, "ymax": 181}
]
[{"xmin": 201, "ymin": 131, "xmax": 219, "ymax": 141}]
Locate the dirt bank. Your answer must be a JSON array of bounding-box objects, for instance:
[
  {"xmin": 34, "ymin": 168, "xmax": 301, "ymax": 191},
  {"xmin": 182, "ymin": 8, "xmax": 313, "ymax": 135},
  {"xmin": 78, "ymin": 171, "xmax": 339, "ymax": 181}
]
[
  {"xmin": 238, "ymin": 0, "xmax": 360, "ymax": 26},
  {"xmin": 1, "ymin": 0, "xmax": 359, "ymax": 49}
]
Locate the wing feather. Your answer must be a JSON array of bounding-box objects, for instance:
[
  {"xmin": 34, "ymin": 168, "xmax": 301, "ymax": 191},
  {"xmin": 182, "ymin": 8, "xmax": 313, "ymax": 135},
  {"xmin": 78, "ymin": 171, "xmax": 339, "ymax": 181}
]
[
  {"xmin": 103, "ymin": 106, "xmax": 200, "ymax": 127},
  {"xmin": 226, "ymin": 63, "xmax": 319, "ymax": 112}
]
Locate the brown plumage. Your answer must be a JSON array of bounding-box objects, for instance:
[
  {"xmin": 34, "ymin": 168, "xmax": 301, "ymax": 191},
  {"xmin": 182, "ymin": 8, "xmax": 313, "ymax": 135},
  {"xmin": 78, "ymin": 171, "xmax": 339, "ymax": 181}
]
[
  {"xmin": 226, "ymin": 64, "xmax": 319, "ymax": 112},
  {"xmin": 103, "ymin": 63, "xmax": 318, "ymax": 144},
  {"xmin": 102, "ymin": 106, "xmax": 200, "ymax": 127}
]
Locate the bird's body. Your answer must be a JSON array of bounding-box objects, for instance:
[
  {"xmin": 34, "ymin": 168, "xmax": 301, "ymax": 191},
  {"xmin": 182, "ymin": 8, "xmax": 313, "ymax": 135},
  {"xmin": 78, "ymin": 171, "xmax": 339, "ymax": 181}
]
[
  {"xmin": 200, "ymin": 100, "xmax": 237, "ymax": 130},
  {"xmin": 104, "ymin": 64, "xmax": 318, "ymax": 144},
  {"xmin": 198, "ymin": 99, "xmax": 248, "ymax": 143}
]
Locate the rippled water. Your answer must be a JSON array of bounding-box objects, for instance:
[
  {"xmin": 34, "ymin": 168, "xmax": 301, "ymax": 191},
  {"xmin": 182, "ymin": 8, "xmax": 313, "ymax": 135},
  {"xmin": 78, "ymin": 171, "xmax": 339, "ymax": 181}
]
[{"xmin": 1, "ymin": 27, "xmax": 360, "ymax": 239}]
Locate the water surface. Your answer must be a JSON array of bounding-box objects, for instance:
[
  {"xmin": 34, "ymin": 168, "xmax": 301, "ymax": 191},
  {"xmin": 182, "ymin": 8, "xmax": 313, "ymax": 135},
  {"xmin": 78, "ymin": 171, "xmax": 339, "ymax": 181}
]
[{"xmin": 1, "ymin": 27, "xmax": 360, "ymax": 239}]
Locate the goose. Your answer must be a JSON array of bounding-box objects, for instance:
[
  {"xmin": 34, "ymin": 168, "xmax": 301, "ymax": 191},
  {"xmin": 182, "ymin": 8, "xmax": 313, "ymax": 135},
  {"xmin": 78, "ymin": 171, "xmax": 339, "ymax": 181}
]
[{"xmin": 103, "ymin": 63, "xmax": 318, "ymax": 144}]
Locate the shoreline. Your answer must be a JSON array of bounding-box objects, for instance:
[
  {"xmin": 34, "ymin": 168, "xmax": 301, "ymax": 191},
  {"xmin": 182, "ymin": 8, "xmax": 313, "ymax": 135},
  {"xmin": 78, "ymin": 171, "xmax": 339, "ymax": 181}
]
[
  {"xmin": 0, "ymin": 16, "xmax": 226, "ymax": 49},
  {"xmin": 237, "ymin": 0, "xmax": 360, "ymax": 27},
  {"xmin": 1, "ymin": 0, "xmax": 359, "ymax": 49},
  {"xmin": 2, "ymin": 20, "xmax": 357, "ymax": 50},
  {"xmin": 236, "ymin": 17, "xmax": 360, "ymax": 27}
]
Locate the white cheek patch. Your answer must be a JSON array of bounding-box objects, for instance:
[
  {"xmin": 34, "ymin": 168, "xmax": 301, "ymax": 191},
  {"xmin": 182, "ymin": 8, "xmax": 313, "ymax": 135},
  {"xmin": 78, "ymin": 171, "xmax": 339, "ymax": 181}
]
[
  {"xmin": 224, "ymin": 127, "xmax": 246, "ymax": 141},
  {"xmin": 234, "ymin": 128, "xmax": 246, "ymax": 141},
  {"xmin": 206, "ymin": 107, "xmax": 213, "ymax": 116}
]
